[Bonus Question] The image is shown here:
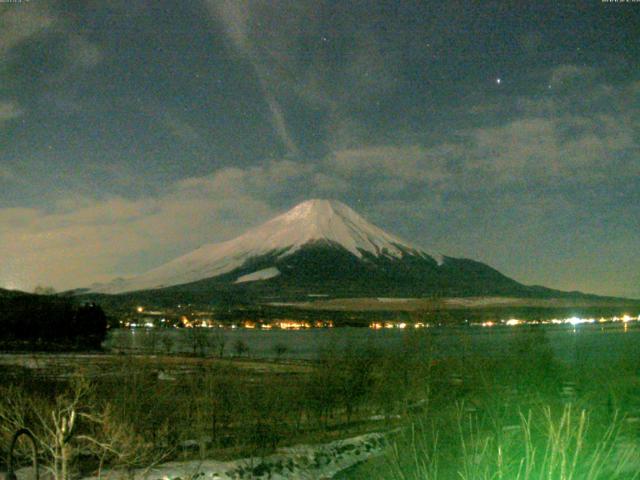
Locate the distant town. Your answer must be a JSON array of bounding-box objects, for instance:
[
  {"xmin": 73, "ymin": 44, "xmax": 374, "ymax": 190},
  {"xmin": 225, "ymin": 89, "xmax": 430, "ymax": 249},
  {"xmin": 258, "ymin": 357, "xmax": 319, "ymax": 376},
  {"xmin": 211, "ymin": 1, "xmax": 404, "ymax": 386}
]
[{"xmin": 122, "ymin": 304, "xmax": 640, "ymax": 330}]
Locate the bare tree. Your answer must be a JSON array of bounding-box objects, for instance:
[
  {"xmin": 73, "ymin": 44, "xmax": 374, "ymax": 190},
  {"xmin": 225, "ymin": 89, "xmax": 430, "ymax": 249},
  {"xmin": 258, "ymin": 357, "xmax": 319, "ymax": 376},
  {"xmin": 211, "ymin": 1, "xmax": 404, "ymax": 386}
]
[
  {"xmin": 0, "ymin": 376, "xmax": 165, "ymax": 480},
  {"xmin": 161, "ymin": 334, "xmax": 174, "ymax": 355},
  {"xmin": 212, "ymin": 329, "xmax": 227, "ymax": 358},
  {"xmin": 33, "ymin": 285, "xmax": 56, "ymax": 295},
  {"xmin": 233, "ymin": 339, "xmax": 248, "ymax": 357},
  {"xmin": 187, "ymin": 327, "xmax": 211, "ymax": 357},
  {"xmin": 273, "ymin": 343, "xmax": 288, "ymax": 360}
]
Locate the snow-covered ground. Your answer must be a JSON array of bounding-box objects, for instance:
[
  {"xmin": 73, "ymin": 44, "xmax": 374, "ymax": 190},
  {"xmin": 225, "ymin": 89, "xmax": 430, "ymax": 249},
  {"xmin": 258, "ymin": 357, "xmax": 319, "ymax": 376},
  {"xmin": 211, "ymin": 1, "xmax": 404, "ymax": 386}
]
[
  {"xmin": 12, "ymin": 421, "xmax": 640, "ymax": 480},
  {"xmin": 80, "ymin": 432, "xmax": 387, "ymax": 480},
  {"xmin": 443, "ymin": 296, "xmax": 520, "ymax": 307},
  {"xmin": 376, "ymin": 297, "xmax": 413, "ymax": 303}
]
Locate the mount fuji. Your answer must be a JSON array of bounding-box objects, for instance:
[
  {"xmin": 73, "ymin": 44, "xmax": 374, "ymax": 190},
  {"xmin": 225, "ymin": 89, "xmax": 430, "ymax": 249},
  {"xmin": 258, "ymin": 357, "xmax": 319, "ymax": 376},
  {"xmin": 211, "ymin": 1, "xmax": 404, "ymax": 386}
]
[{"xmin": 86, "ymin": 199, "xmax": 580, "ymax": 301}]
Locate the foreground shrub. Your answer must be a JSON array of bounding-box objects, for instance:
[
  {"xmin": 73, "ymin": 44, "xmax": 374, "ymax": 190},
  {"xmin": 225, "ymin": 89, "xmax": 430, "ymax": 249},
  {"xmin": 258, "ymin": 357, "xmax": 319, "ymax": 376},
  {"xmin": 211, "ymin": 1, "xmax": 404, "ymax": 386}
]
[{"xmin": 0, "ymin": 376, "xmax": 165, "ymax": 480}]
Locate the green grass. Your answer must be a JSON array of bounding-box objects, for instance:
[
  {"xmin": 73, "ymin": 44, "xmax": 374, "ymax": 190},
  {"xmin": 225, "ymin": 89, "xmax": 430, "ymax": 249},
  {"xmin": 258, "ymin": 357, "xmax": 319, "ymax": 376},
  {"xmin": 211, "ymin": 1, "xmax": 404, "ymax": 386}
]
[
  {"xmin": 383, "ymin": 401, "xmax": 640, "ymax": 480},
  {"xmin": 348, "ymin": 330, "xmax": 640, "ymax": 479}
]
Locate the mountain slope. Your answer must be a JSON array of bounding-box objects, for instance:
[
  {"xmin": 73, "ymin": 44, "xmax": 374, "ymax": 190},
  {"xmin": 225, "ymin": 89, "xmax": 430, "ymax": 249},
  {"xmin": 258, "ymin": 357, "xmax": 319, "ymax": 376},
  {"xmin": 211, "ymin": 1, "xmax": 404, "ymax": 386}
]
[
  {"xmin": 90, "ymin": 199, "xmax": 441, "ymax": 294},
  {"xmin": 86, "ymin": 199, "xmax": 598, "ymax": 302},
  {"xmin": 0, "ymin": 288, "xmax": 31, "ymax": 299},
  {"xmin": 147, "ymin": 241, "xmax": 563, "ymax": 303}
]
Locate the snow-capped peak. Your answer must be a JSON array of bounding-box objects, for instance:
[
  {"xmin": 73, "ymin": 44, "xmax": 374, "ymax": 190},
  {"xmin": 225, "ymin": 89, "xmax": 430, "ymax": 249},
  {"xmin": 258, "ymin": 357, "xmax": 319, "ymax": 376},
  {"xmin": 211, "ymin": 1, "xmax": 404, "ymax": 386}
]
[
  {"xmin": 90, "ymin": 199, "xmax": 440, "ymax": 294},
  {"xmin": 251, "ymin": 198, "xmax": 417, "ymax": 258}
]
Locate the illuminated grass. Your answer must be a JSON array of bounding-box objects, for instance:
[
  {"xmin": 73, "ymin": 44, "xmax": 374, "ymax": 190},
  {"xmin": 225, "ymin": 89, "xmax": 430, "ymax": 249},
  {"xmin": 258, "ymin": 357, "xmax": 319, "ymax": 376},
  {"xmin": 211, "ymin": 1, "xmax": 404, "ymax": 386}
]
[{"xmin": 386, "ymin": 401, "xmax": 640, "ymax": 480}]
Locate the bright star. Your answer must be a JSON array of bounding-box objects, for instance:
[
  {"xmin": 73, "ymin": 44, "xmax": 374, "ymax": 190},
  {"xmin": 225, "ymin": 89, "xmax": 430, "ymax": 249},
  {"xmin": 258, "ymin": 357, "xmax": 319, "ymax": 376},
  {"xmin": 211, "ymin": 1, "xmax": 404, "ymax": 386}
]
[{"xmin": 496, "ymin": 78, "xmax": 502, "ymax": 85}]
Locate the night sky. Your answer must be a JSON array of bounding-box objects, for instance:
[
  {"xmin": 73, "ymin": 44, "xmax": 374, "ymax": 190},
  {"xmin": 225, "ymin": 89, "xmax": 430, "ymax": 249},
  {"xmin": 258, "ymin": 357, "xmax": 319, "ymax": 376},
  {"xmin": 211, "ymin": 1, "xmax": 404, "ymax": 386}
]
[{"xmin": 1, "ymin": 0, "xmax": 638, "ymax": 298}]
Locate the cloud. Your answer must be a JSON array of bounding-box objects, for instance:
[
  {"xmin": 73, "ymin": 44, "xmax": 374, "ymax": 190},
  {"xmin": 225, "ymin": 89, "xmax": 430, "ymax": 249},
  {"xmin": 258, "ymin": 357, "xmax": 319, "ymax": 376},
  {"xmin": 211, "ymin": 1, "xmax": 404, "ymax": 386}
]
[
  {"xmin": 549, "ymin": 64, "xmax": 596, "ymax": 90},
  {"xmin": 330, "ymin": 145, "xmax": 450, "ymax": 183},
  {"xmin": 322, "ymin": 71, "xmax": 638, "ymax": 297},
  {"xmin": 0, "ymin": 2, "xmax": 102, "ymax": 68},
  {"xmin": 160, "ymin": 111, "xmax": 201, "ymax": 143},
  {"xmin": 0, "ymin": 100, "xmax": 23, "ymax": 125},
  {"xmin": 0, "ymin": 163, "xmax": 19, "ymax": 182},
  {"xmin": 1, "ymin": 59, "xmax": 638, "ymax": 297},
  {"xmin": 330, "ymin": 109, "xmax": 637, "ymax": 200},
  {"xmin": 204, "ymin": 1, "xmax": 407, "ymax": 154},
  {"xmin": 1, "ymin": 118, "xmax": 637, "ymax": 295},
  {"xmin": 205, "ymin": 0, "xmax": 299, "ymax": 155},
  {"xmin": 65, "ymin": 33, "xmax": 102, "ymax": 69},
  {"xmin": 209, "ymin": 0, "xmax": 250, "ymax": 51},
  {"xmin": 43, "ymin": 26, "xmax": 103, "ymax": 89},
  {"xmin": 0, "ymin": 1, "xmax": 102, "ymax": 117},
  {"xmin": 0, "ymin": 4, "xmax": 48, "ymax": 129},
  {"xmin": 339, "ymin": 27, "xmax": 402, "ymax": 106},
  {"xmin": 0, "ymin": 156, "xmax": 350, "ymax": 290},
  {"xmin": 519, "ymin": 31, "xmax": 544, "ymax": 56},
  {"xmin": 460, "ymin": 67, "xmax": 639, "ymax": 187},
  {"xmin": 0, "ymin": 171, "xmax": 279, "ymax": 291},
  {"xmin": 0, "ymin": 3, "xmax": 56, "ymax": 57}
]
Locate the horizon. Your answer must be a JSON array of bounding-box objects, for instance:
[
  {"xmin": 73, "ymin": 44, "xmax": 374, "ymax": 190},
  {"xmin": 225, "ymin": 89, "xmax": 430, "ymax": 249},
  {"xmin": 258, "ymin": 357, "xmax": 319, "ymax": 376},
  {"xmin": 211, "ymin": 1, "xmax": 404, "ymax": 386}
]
[{"xmin": 0, "ymin": 1, "xmax": 638, "ymax": 297}]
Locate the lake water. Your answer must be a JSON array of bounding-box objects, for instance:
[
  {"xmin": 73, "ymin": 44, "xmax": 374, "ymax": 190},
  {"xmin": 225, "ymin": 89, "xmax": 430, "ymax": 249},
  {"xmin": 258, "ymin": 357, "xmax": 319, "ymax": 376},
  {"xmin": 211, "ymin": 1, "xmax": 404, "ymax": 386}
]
[{"xmin": 103, "ymin": 322, "xmax": 640, "ymax": 366}]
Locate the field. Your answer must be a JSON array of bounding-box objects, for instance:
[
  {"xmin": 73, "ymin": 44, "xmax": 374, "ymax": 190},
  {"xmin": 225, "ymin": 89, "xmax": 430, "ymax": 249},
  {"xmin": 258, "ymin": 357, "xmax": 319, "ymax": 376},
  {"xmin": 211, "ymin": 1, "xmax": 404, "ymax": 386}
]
[
  {"xmin": 2, "ymin": 324, "xmax": 640, "ymax": 479},
  {"xmin": 265, "ymin": 295, "xmax": 640, "ymax": 312},
  {"xmin": 0, "ymin": 343, "xmax": 413, "ymax": 479}
]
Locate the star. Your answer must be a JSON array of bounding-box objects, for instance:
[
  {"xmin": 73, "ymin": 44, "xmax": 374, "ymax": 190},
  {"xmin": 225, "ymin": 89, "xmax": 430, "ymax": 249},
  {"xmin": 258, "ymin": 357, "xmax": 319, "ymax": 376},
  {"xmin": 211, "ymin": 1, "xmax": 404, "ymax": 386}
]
[{"xmin": 496, "ymin": 78, "xmax": 502, "ymax": 85}]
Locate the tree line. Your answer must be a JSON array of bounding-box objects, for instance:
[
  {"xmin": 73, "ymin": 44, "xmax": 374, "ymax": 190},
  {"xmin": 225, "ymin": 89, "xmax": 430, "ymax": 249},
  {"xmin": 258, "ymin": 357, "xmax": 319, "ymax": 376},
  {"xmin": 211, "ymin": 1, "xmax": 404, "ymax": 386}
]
[{"xmin": 0, "ymin": 294, "xmax": 107, "ymax": 349}]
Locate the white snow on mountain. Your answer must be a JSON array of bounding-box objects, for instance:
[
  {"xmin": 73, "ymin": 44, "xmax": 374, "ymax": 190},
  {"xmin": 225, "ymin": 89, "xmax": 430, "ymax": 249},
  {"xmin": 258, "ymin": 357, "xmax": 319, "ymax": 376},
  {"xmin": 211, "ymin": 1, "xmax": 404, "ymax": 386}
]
[
  {"xmin": 90, "ymin": 199, "xmax": 441, "ymax": 294},
  {"xmin": 234, "ymin": 267, "xmax": 281, "ymax": 284}
]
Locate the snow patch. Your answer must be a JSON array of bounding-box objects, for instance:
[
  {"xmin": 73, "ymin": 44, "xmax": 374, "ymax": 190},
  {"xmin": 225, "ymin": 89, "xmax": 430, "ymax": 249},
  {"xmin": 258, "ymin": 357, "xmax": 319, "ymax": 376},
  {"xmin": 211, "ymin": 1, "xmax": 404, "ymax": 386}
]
[
  {"xmin": 234, "ymin": 267, "xmax": 280, "ymax": 284},
  {"xmin": 444, "ymin": 297, "xmax": 519, "ymax": 307},
  {"xmin": 80, "ymin": 432, "xmax": 388, "ymax": 480}
]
